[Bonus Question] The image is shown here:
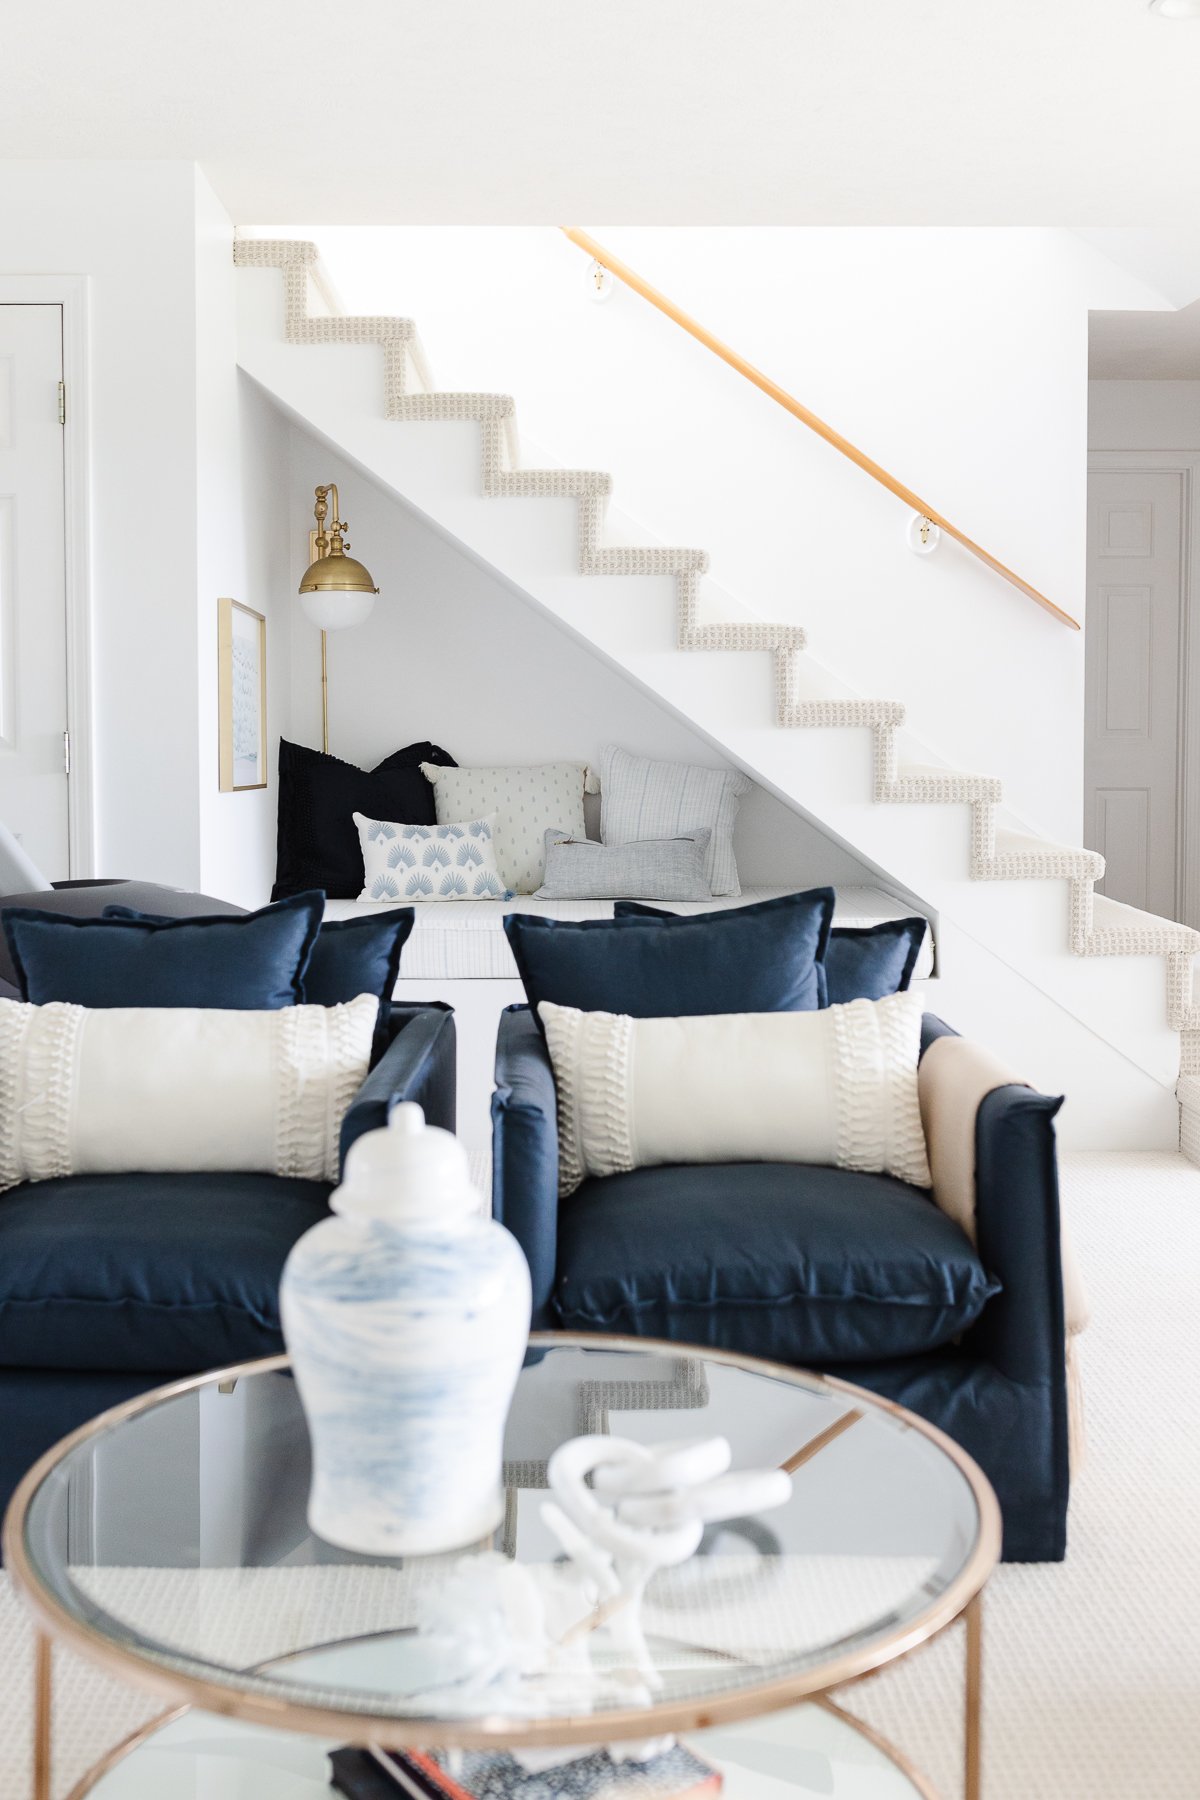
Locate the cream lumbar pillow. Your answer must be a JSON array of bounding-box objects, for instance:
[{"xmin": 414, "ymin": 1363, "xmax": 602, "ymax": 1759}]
[
  {"xmin": 0, "ymin": 995, "xmax": 377, "ymax": 1192},
  {"xmin": 538, "ymin": 991, "xmax": 931, "ymax": 1199}
]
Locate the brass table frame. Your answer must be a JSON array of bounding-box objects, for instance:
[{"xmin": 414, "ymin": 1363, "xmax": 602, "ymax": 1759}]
[{"xmin": 6, "ymin": 1336, "xmax": 999, "ymax": 1799}]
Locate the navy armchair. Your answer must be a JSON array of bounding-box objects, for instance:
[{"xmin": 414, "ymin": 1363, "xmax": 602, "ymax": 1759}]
[
  {"xmin": 0, "ymin": 1003, "xmax": 456, "ymax": 1524},
  {"xmin": 492, "ymin": 1004, "xmax": 1070, "ymax": 1562}
]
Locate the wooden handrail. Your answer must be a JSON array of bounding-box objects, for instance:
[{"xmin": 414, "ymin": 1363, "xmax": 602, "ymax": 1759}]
[{"xmin": 561, "ymin": 228, "xmax": 1080, "ymax": 631}]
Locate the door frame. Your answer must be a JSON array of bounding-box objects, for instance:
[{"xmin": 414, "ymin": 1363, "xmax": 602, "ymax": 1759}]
[
  {"xmin": 0, "ymin": 276, "xmax": 93, "ymax": 876},
  {"xmin": 1088, "ymin": 451, "xmax": 1200, "ymax": 930}
]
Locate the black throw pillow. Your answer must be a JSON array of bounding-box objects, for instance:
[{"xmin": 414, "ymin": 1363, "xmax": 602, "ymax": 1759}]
[{"xmin": 273, "ymin": 739, "xmax": 457, "ymax": 900}]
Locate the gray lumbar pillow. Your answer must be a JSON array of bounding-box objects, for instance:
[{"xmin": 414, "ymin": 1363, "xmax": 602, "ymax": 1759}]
[
  {"xmin": 0, "ymin": 821, "xmax": 50, "ymax": 897},
  {"xmin": 533, "ymin": 828, "xmax": 713, "ymax": 902}
]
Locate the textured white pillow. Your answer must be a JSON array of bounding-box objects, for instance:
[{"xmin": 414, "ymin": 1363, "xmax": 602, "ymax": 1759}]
[
  {"xmin": 420, "ymin": 762, "xmax": 598, "ymax": 894},
  {"xmin": 598, "ymin": 744, "xmax": 750, "ymax": 898},
  {"xmin": 538, "ymin": 991, "xmax": 931, "ymax": 1198},
  {"xmin": 0, "ymin": 995, "xmax": 377, "ymax": 1191},
  {"xmin": 354, "ymin": 812, "xmax": 511, "ymax": 903}
]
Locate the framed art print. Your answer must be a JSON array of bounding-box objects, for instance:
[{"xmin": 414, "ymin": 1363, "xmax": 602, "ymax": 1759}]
[{"xmin": 218, "ymin": 597, "xmax": 267, "ymax": 791}]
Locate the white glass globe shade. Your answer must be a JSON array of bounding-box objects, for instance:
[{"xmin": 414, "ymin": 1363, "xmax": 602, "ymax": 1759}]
[{"xmin": 299, "ymin": 590, "xmax": 377, "ymax": 632}]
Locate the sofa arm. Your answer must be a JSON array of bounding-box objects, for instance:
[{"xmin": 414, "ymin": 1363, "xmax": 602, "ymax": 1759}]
[
  {"xmin": 340, "ymin": 1004, "xmax": 456, "ymax": 1169},
  {"xmin": 968, "ymin": 1084, "xmax": 1068, "ymax": 1388},
  {"xmin": 920, "ymin": 1012, "xmax": 958, "ymax": 1057},
  {"xmin": 918, "ymin": 1034, "xmax": 1073, "ymax": 1373},
  {"xmin": 492, "ymin": 1005, "xmax": 560, "ymax": 1329}
]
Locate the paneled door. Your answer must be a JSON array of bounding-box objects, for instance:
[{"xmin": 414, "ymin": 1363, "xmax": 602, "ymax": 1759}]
[
  {"xmin": 0, "ymin": 305, "xmax": 69, "ymax": 879},
  {"xmin": 1085, "ymin": 469, "xmax": 1184, "ymax": 920}
]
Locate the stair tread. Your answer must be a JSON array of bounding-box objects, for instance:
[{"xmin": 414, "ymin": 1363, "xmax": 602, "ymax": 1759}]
[
  {"xmin": 1090, "ymin": 893, "xmax": 1200, "ymax": 947},
  {"xmin": 898, "ymin": 762, "xmax": 990, "ymax": 779},
  {"xmin": 993, "ymin": 826, "xmax": 1100, "ymax": 859},
  {"xmin": 892, "ymin": 764, "xmax": 1000, "ymax": 792}
]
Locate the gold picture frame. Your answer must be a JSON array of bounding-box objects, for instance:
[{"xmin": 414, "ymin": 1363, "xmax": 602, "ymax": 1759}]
[{"xmin": 217, "ymin": 598, "xmax": 267, "ymax": 792}]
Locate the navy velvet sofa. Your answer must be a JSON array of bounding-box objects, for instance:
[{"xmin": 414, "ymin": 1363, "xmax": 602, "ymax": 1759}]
[
  {"xmin": 492, "ymin": 1005, "xmax": 1069, "ymax": 1563},
  {"xmin": 0, "ymin": 1002, "xmax": 456, "ymax": 1525}
]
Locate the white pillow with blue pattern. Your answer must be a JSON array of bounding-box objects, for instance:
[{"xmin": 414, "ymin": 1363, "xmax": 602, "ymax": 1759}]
[{"xmin": 352, "ymin": 812, "xmax": 513, "ymax": 903}]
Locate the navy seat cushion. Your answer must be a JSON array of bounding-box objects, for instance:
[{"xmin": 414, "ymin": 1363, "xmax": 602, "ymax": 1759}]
[
  {"xmin": 506, "ymin": 887, "xmax": 834, "ymax": 1023},
  {"xmin": 3, "ymin": 890, "xmax": 325, "ymax": 1010},
  {"xmin": 615, "ymin": 900, "xmax": 927, "ymax": 1008},
  {"xmin": 0, "ymin": 1173, "xmax": 330, "ymax": 1372},
  {"xmin": 553, "ymin": 1162, "xmax": 999, "ymax": 1366},
  {"xmin": 273, "ymin": 738, "xmax": 458, "ymax": 900}
]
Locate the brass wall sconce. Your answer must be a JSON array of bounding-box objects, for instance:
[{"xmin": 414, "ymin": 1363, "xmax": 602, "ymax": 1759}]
[{"xmin": 298, "ymin": 483, "xmax": 379, "ymax": 753}]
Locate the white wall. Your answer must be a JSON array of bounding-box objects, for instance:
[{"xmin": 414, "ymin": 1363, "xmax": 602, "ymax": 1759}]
[
  {"xmin": 287, "ymin": 427, "xmax": 891, "ymax": 899},
  {"xmin": 0, "ymin": 161, "xmax": 291, "ymax": 899},
  {"xmin": 276, "ymin": 227, "xmax": 1168, "ymax": 847},
  {"xmin": 0, "ymin": 161, "xmax": 203, "ymax": 881},
  {"xmin": 194, "ymin": 172, "xmax": 292, "ymax": 905},
  {"xmin": 1089, "ymin": 380, "xmax": 1200, "ymax": 451}
]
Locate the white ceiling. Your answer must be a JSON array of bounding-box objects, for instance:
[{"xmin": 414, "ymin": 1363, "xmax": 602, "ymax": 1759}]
[{"xmin": 2, "ymin": 1, "xmax": 1200, "ymax": 224}]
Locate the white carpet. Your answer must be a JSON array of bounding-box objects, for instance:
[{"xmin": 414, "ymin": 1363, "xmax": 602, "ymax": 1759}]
[{"xmin": 2, "ymin": 1150, "xmax": 1198, "ymax": 1800}]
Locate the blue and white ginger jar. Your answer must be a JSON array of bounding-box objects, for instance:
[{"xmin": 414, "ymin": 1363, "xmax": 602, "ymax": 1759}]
[{"xmin": 280, "ymin": 1102, "xmax": 532, "ymax": 1556}]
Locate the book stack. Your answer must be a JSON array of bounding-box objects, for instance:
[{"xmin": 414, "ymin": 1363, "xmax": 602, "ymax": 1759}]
[{"xmin": 329, "ymin": 1741, "xmax": 723, "ymax": 1800}]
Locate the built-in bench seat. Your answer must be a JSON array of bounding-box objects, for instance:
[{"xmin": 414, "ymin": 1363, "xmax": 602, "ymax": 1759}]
[
  {"xmin": 323, "ymin": 884, "xmax": 935, "ymax": 982},
  {"xmin": 324, "ymin": 886, "xmax": 936, "ymax": 1151}
]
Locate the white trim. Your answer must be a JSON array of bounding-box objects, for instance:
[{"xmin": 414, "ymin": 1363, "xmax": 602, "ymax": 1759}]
[
  {"xmin": 0, "ymin": 275, "xmax": 94, "ymax": 875},
  {"xmin": 1088, "ymin": 450, "xmax": 1200, "ymax": 929}
]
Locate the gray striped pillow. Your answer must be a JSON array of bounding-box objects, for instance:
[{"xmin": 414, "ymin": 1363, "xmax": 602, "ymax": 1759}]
[
  {"xmin": 598, "ymin": 745, "xmax": 750, "ymax": 897},
  {"xmin": 534, "ymin": 829, "xmax": 713, "ymax": 901}
]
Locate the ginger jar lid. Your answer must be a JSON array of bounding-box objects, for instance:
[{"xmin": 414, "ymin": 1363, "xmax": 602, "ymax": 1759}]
[{"xmin": 333, "ymin": 1103, "xmax": 480, "ymax": 1222}]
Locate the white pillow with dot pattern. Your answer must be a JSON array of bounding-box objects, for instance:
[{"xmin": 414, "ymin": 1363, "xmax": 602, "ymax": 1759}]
[
  {"xmin": 420, "ymin": 762, "xmax": 599, "ymax": 895},
  {"xmin": 353, "ymin": 812, "xmax": 512, "ymax": 904}
]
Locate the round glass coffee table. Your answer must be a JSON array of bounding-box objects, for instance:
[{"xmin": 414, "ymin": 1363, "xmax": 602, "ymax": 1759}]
[{"xmin": 4, "ymin": 1336, "xmax": 999, "ymax": 1800}]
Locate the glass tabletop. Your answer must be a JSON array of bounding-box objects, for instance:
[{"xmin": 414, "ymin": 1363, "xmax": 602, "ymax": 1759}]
[{"xmin": 10, "ymin": 1337, "xmax": 998, "ymax": 1747}]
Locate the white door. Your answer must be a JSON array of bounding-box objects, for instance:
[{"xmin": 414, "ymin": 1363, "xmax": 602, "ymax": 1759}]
[
  {"xmin": 0, "ymin": 305, "xmax": 69, "ymax": 880},
  {"xmin": 1085, "ymin": 469, "xmax": 1185, "ymax": 921}
]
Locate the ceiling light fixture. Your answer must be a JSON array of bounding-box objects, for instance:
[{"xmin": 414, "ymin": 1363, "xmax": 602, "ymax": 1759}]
[{"xmin": 1149, "ymin": 0, "xmax": 1200, "ymax": 17}]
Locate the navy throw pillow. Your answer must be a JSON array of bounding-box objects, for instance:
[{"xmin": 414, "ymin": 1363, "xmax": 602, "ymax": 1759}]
[
  {"xmin": 505, "ymin": 887, "xmax": 834, "ymax": 1023},
  {"xmin": 3, "ymin": 890, "xmax": 325, "ymax": 1010},
  {"xmin": 817, "ymin": 916, "xmax": 928, "ymax": 1006},
  {"xmin": 617, "ymin": 901, "xmax": 928, "ymax": 1008},
  {"xmin": 273, "ymin": 738, "xmax": 458, "ymax": 900},
  {"xmin": 103, "ymin": 903, "xmax": 414, "ymax": 1015}
]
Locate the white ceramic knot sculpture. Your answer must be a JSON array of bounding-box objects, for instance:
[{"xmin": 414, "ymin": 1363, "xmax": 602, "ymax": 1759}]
[
  {"xmin": 408, "ymin": 1552, "xmax": 596, "ymax": 1715},
  {"xmin": 542, "ymin": 1434, "xmax": 792, "ymax": 1687}
]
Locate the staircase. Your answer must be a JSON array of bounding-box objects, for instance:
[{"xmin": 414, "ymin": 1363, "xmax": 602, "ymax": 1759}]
[{"xmin": 234, "ymin": 236, "xmax": 1200, "ymax": 1153}]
